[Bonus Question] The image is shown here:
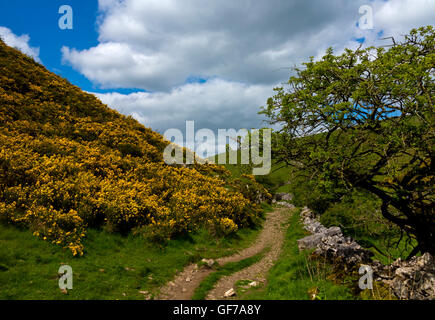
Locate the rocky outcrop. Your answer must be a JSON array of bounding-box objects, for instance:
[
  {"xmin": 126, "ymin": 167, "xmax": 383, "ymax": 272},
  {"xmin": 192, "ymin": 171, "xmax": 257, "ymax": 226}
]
[
  {"xmin": 297, "ymin": 207, "xmax": 373, "ymax": 266},
  {"xmin": 274, "ymin": 192, "xmax": 293, "ymax": 202},
  {"xmin": 297, "ymin": 207, "xmax": 435, "ymax": 300},
  {"xmin": 275, "ymin": 201, "xmax": 295, "ymax": 209},
  {"xmin": 201, "ymin": 258, "xmax": 216, "ymax": 268},
  {"xmin": 272, "ymin": 192, "xmax": 294, "ymax": 208},
  {"xmin": 372, "ymin": 253, "xmax": 435, "ymax": 300}
]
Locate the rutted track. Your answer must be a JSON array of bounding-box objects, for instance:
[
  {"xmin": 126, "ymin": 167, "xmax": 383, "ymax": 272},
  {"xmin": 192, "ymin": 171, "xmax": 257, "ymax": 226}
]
[{"xmin": 157, "ymin": 207, "xmax": 291, "ymax": 300}]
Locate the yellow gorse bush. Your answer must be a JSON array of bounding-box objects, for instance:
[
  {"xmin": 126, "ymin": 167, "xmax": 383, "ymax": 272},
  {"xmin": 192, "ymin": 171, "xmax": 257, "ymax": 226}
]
[{"xmin": 0, "ymin": 40, "xmax": 265, "ymax": 255}]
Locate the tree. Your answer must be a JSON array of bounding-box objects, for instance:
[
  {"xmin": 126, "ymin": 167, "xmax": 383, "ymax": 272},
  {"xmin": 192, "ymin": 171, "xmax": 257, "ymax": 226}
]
[{"xmin": 261, "ymin": 26, "xmax": 434, "ymax": 256}]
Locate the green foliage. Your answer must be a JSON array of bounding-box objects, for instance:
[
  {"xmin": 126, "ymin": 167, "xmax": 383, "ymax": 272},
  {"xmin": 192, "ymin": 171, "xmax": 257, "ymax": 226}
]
[
  {"xmin": 268, "ymin": 161, "xmax": 417, "ymax": 264},
  {"xmin": 319, "ymin": 190, "xmax": 417, "ymax": 264},
  {"xmin": 261, "ymin": 26, "xmax": 435, "ymax": 255}
]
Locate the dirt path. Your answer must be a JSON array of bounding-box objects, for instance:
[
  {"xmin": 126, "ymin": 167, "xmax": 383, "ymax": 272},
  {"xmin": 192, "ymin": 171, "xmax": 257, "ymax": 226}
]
[{"xmin": 157, "ymin": 207, "xmax": 291, "ymax": 300}]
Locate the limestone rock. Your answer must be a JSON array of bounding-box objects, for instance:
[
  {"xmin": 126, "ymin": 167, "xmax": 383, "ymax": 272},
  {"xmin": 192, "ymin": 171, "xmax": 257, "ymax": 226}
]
[
  {"xmin": 276, "ymin": 201, "xmax": 295, "ymax": 209},
  {"xmin": 378, "ymin": 253, "xmax": 435, "ymax": 300},
  {"xmin": 297, "ymin": 234, "xmax": 324, "ymax": 250},
  {"xmin": 275, "ymin": 192, "xmax": 293, "ymax": 202},
  {"xmin": 297, "ymin": 207, "xmax": 435, "ymax": 300},
  {"xmin": 297, "ymin": 209, "xmax": 372, "ymax": 265},
  {"xmin": 201, "ymin": 258, "xmax": 216, "ymax": 268},
  {"xmin": 224, "ymin": 288, "xmax": 236, "ymax": 297}
]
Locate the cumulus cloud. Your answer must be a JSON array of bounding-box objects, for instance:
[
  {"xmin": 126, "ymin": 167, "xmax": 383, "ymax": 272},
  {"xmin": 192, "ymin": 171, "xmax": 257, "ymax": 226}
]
[
  {"xmin": 93, "ymin": 78, "xmax": 274, "ymax": 155},
  {"xmin": 0, "ymin": 26, "xmax": 40, "ymax": 62},
  {"xmin": 374, "ymin": 0, "xmax": 435, "ymax": 36},
  {"xmin": 63, "ymin": 0, "xmax": 434, "ymax": 152},
  {"xmin": 62, "ymin": 0, "xmax": 435, "ymax": 92},
  {"xmin": 93, "ymin": 78, "xmax": 274, "ymax": 133},
  {"xmin": 63, "ymin": 0, "xmax": 371, "ymax": 92}
]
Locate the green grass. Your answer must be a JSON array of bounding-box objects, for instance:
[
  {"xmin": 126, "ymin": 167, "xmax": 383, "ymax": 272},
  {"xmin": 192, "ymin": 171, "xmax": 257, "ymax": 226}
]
[
  {"xmin": 210, "ymin": 149, "xmax": 293, "ymax": 194},
  {"xmin": 240, "ymin": 211, "xmax": 356, "ymax": 300},
  {"xmin": 192, "ymin": 249, "xmax": 267, "ymax": 300},
  {"xmin": 353, "ymin": 233, "xmax": 418, "ymax": 265},
  {"xmin": 0, "ymin": 221, "xmax": 262, "ymax": 300},
  {"xmin": 259, "ymin": 201, "xmax": 274, "ymax": 213}
]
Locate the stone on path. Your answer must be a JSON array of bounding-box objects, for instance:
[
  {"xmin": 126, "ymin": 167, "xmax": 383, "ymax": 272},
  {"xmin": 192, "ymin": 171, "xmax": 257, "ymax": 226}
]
[{"xmin": 224, "ymin": 288, "xmax": 236, "ymax": 298}]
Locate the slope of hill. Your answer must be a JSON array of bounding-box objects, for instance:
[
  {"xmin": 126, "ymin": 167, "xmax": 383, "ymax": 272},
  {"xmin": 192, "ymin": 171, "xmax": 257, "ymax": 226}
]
[{"xmin": 0, "ymin": 40, "xmax": 262, "ymax": 256}]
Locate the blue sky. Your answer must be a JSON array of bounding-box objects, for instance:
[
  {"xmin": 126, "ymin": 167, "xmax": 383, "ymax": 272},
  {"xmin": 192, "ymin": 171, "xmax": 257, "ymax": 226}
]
[
  {"xmin": 0, "ymin": 0, "xmax": 434, "ymax": 152},
  {"xmin": 0, "ymin": 0, "xmax": 145, "ymax": 94},
  {"xmin": 0, "ymin": 0, "xmax": 112, "ymax": 92}
]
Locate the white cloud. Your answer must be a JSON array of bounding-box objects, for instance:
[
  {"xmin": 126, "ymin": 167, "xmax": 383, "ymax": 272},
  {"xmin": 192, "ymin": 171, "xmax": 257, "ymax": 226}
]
[
  {"xmin": 61, "ymin": 0, "xmax": 435, "ymax": 92},
  {"xmin": 63, "ymin": 0, "xmax": 371, "ymax": 92},
  {"xmin": 64, "ymin": 0, "xmax": 434, "ymax": 140},
  {"xmin": 0, "ymin": 26, "xmax": 40, "ymax": 62},
  {"xmin": 93, "ymin": 78, "xmax": 274, "ymax": 133},
  {"xmin": 93, "ymin": 78, "xmax": 273, "ymax": 156},
  {"xmin": 374, "ymin": 0, "xmax": 435, "ymax": 36}
]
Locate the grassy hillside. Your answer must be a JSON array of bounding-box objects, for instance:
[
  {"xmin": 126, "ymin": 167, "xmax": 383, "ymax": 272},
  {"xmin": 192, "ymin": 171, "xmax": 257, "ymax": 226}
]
[{"xmin": 0, "ymin": 40, "xmax": 265, "ymax": 256}]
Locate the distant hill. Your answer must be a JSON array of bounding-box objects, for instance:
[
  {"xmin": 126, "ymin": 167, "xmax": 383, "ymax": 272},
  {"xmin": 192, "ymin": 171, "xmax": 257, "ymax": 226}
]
[{"xmin": 0, "ymin": 40, "xmax": 260, "ymax": 255}]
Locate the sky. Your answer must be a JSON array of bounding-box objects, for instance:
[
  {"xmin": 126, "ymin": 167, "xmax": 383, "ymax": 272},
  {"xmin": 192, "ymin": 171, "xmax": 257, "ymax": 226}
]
[{"xmin": 0, "ymin": 0, "xmax": 434, "ymax": 154}]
